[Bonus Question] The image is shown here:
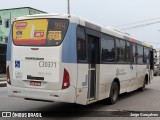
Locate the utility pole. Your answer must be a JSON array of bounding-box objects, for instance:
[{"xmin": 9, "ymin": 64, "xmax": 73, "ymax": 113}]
[{"xmin": 67, "ymin": 0, "xmax": 70, "ymax": 14}]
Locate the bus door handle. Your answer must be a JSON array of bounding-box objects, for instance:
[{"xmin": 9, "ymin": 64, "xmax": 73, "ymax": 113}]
[
  {"xmin": 89, "ymin": 68, "xmax": 96, "ymax": 71},
  {"xmin": 130, "ymin": 64, "xmax": 133, "ymax": 70},
  {"xmin": 31, "ymin": 48, "xmax": 39, "ymax": 50}
]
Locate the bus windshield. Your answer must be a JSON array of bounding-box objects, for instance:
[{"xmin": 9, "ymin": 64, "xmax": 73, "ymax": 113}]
[{"xmin": 13, "ymin": 19, "xmax": 69, "ymax": 46}]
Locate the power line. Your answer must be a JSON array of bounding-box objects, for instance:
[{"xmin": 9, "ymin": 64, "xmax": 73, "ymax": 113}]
[
  {"xmin": 120, "ymin": 21, "xmax": 160, "ymax": 30},
  {"xmin": 115, "ymin": 17, "xmax": 160, "ymax": 45},
  {"xmin": 116, "ymin": 17, "xmax": 160, "ymax": 28}
]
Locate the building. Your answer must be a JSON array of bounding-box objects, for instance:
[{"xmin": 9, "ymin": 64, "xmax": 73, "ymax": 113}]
[{"xmin": 0, "ymin": 7, "xmax": 46, "ymax": 73}]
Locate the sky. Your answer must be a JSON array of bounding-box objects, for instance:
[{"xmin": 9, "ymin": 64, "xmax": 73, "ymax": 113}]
[{"xmin": 1, "ymin": 0, "xmax": 160, "ymax": 48}]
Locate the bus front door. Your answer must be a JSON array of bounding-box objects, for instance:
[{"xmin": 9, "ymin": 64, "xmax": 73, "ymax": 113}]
[{"xmin": 87, "ymin": 35, "xmax": 99, "ymax": 100}]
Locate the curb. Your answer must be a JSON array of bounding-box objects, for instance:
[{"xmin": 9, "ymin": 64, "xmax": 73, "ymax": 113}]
[
  {"xmin": 0, "ymin": 82, "xmax": 7, "ymax": 87},
  {"xmin": 0, "ymin": 77, "xmax": 6, "ymax": 80},
  {"xmin": 0, "ymin": 77, "xmax": 7, "ymax": 87}
]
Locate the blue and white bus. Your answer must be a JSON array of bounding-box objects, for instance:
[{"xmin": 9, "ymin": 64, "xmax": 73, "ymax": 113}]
[{"xmin": 7, "ymin": 14, "xmax": 154, "ymax": 105}]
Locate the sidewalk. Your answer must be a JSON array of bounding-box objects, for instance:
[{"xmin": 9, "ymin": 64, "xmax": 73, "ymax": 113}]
[{"xmin": 0, "ymin": 74, "xmax": 7, "ymax": 87}]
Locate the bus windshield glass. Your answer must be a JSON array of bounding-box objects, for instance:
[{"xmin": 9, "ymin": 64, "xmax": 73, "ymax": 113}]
[{"xmin": 13, "ymin": 19, "xmax": 69, "ymax": 46}]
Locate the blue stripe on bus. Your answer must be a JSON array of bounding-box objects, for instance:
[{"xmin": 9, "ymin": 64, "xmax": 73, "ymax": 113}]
[
  {"xmin": 7, "ymin": 29, "xmax": 12, "ymax": 61},
  {"xmin": 62, "ymin": 23, "xmax": 77, "ymax": 63}
]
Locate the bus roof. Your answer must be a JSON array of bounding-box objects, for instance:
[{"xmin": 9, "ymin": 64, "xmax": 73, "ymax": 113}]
[{"xmin": 14, "ymin": 13, "xmax": 153, "ymax": 48}]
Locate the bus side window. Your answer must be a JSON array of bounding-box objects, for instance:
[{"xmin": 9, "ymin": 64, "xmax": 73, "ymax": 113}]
[
  {"xmin": 131, "ymin": 43, "xmax": 137, "ymax": 64},
  {"xmin": 126, "ymin": 42, "xmax": 131, "ymax": 63},
  {"xmin": 77, "ymin": 27, "xmax": 87, "ymax": 62},
  {"xmin": 116, "ymin": 39, "xmax": 126, "ymax": 63},
  {"xmin": 101, "ymin": 34, "xmax": 115, "ymax": 62},
  {"xmin": 137, "ymin": 45, "xmax": 143, "ymax": 64},
  {"xmin": 143, "ymin": 47, "xmax": 150, "ymax": 64}
]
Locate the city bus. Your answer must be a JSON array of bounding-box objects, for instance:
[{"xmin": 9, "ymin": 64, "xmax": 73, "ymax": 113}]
[{"xmin": 7, "ymin": 14, "xmax": 154, "ymax": 105}]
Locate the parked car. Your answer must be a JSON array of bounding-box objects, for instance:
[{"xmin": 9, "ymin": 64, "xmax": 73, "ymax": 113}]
[{"xmin": 154, "ymin": 65, "xmax": 160, "ymax": 76}]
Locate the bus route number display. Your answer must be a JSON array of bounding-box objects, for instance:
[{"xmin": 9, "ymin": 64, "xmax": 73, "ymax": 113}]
[
  {"xmin": 48, "ymin": 31, "xmax": 62, "ymax": 40},
  {"xmin": 54, "ymin": 22, "xmax": 66, "ymax": 29}
]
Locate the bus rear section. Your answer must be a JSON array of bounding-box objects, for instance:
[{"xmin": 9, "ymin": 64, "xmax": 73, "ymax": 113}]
[{"xmin": 7, "ymin": 18, "xmax": 76, "ymax": 103}]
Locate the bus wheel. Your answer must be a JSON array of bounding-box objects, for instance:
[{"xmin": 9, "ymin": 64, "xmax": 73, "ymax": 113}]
[
  {"xmin": 108, "ymin": 82, "xmax": 119, "ymax": 104},
  {"xmin": 139, "ymin": 78, "xmax": 146, "ymax": 91}
]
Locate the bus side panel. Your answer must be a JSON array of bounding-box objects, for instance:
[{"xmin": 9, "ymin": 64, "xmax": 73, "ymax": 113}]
[
  {"xmin": 76, "ymin": 64, "xmax": 88, "ymax": 105},
  {"xmin": 98, "ymin": 64, "xmax": 135, "ymax": 101},
  {"xmin": 137, "ymin": 65, "xmax": 146, "ymax": 88},
  {"xmin": 98, "ymin": 64, "xmax": 113, "ymax": 100}
]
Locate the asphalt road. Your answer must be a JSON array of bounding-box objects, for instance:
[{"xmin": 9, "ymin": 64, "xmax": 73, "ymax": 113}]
[{"xmin": 0, "ymin": 77, "xmax": 160, "ymax": 120}]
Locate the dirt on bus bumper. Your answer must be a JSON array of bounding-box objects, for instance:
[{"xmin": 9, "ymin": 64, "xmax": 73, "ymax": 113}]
[{"xmin": 7, "ymin": 84, "xmax": 75, "ymax": 103}]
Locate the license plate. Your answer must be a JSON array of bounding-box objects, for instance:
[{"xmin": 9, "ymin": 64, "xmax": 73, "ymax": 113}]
[{"xmin": 30, "ymin": 81, "xmax": 41, "ymax": 86}]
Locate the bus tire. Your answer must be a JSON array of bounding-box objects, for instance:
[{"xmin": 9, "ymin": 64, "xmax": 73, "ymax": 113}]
[
  {"xmin": 108, "ymin": 82, "xmax": 119, "ymax": 104},
  {"xmin": 139, "ymin": 77, "xmax": 146, "ymax": 91}
]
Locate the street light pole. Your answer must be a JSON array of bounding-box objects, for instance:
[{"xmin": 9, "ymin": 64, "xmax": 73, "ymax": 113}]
[{"xmin": 67, "ymin": 0, "xmax": 70, "ymax": 15}]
